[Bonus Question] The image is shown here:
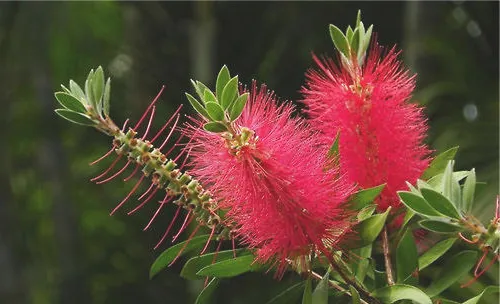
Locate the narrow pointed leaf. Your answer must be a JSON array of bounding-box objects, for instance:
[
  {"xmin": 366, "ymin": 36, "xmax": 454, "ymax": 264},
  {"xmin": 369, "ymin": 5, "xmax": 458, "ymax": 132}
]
[
  {"xmin": 196, "ymin": 254, "xmax": 255, "ymax": 278},
  {"xmin": 311, "ymin": 271, "xmax": 329, "ymax": 304},
  {"xmin": 186, "ymin": 93, "xmax": 210, "ymax": 119},
  {"xmin": 54, "ymin": 92, "xmax": 86, "ymax": 113},
  {"xmin": 329, "ymin": 24, "xmax": 349, "ymax": 57},
  {"xmin": 92, "ymin": 66, "xmax": 105, "ymax": 112},
  {"xmin": 149, "ymin": 235, "xmax": 209, "ymax": 278},
  {"xmin": 420, "ymin": 188, "xmax": 461, "ymax": 219},
  {"xmin": 418, "ymin": 238, "xmax": 456, "ymax": 270},
  {"xmin": 103, "ymin": 77, "xmax": 111, "ymax": 116},
  {"xmin": 462, "ymin": 286, "xmax": 500, "ymax": 304},
  {"xmin": 346, "ymin": 26, "xmax": 354, "ymax": 42},
  {"xmin": 205, "ymin": 102, "xmax": 225, "ymax": 121},
  {"xmin": 462, "ymin": 169, "xmax": 476, "ymax": 213},
  {"xmin": 350, "ymin": 28, "xmax": 360, "ymax": 56},
  {"xmin": 427, "ymin": 171, "xmax": 469, "ymax": 190},
  {"xmin": 401, "ymin": 209, "xmax": 415, "ymax": 230},
  {"xmin": 204, "ymin": 89, "xmax": 217, "ymax": 104},
  {"xmin": 348, "ymin": 208, "xmax": 390, "ymax": 248},
  {"xmin": 302, "ymin": 279, "xmax": 312, "ymax": 304},
  {"xmin": 355, "ymin": 244, "xmax": 372, "ymax": 283},
  {"xmin": 203, "ymin": 122, "xmax": 227, "ymax": 133},
  {"xmin": 195, "ymin": 278, "xmax": 219, "ymax": 304},
  {"xmin": 229, "ymin": 93, "xmax": 248, "ymax": 121},
  {"xmin": 221, "ymin": 76, "xmax": 238, "ymax": 110},
  {"xmin": 266, "ymin": 282, "xmax": 305, "ymax": 304},
  {"xmin": 60, "ymin": 84, "xmax": 71, "ymax": 94},
  {"xmin": 349, "ymin": 286, "xmax": 360, "ymax": 304},
  {"xmin": 422, "ymin": 147, "xmax": 458, "ymax": 179},
  {"xmin": 69, "ymin": 80, "xmax": 86, "ymax": 102},
  {"xmin": 181, "ymin": 249, "xmax": 249, "ymax": 280},
  {"xmin": 55, "ymin": 109, "xmax": 96, "ymax": 126},
  {"xmin": 418, "ymin": 220, "xmax": 463, "ymax": 234},
  {"xmin": 359, "ymin": 24, "xmax": 373, "ymax": 63},
  {"xmin": 397, "ymin": 191, "xmax": 441, "ymax": 217},
  {"xmin": 426, "ymin": 251, "xmax": 477, "ymax": 297},
  {"xmin": 356, "ymin": 10, "xmax": 362, "ymax": 28},
  {"xmin": 396, "ymin": 229, "xmax": 418, "ymax": 284},
  {"xmin": 216, "ymin": 65, "xmax": 231, "ymax": 100},
  {"xmin": 442, "ymin": 160, "xmax": 454, "ymax": 200},
  {"xmin": 371, "ymin": 284, "xmax": 432, "ymax": 304},
  {"xmin": 350, "ymin": 184, "xmax": 385, "ymax": 210},
  {"xmin": 357, "ymin": 205, "xmax": 376, "ymax": 221}
]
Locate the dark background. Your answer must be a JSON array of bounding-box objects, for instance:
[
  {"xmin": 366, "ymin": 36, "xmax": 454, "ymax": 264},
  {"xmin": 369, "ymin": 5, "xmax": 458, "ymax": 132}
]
[{"xmin": 0, "ymin": 1, "xmax": 498, "ymax": 303}]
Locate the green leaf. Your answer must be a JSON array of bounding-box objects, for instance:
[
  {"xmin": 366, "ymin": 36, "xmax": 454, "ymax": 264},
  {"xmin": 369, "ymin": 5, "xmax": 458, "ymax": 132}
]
[
  {"xmin": 84, "ymin": 69, "xmax": 95, "ymax": 109},
  {"xmin": 196, "ymin": 254, "xmax": 255, "ymax": 278},
  {"xmin": 205, "ymin": 102, "xmax": 225, "ymax": 121},
  {"xmin": 357, "ymin": 205, "xmax": 376, "ymax": 221},
  {"xmin": 186, "ymin": 93, "xmax": 210, "ymax": 119},
  {"xmin": 69, "ymin": 80, "xmax": 86, "ymax": 102},
  {"xmin": 181, "ymin": 249, "xmax": 248, "ymax": 280},
  {"xmin": 426, "ymin": 250, "xmax": 477, "ymax": 297},
  {"xmin": 203, "ymin": 122, "xmax": 227, "ymax": 133},
  {"xmin": 418, "ymin": 220, "xmax": 463, "ymax": 233},
  {"xmin": 417, "ymin": 179, "xmax": 433, "ymax": 190},
  {"xmin": 418, "ymin": 238, "xmax": 456, "ymax": 270},
  {"xmin": 397, "ymin": 191, "xmax": 441, "ymax": 217},
  {"xmin": 302, "ymin": 279, "xmax": 312, "ymax": 304},
  {"xmin": 326, "ymin": 131, "xmax": 340, "ymax": 159},
  {"xmin": 92, "ymin": 66, "xmax": 105, "ymax": 112},
  {"xmin": 427, "ymin": 171, "xmax": 469, "ymax": 190},
  {"xmin": 60, "ymin": 84, "xmax": 71, "ymax": 94},
  {"xmin": 420, "ymin": 188, "xmax": 461, "ymax": 219},
  {"xmin": 221, "ymin": 76, "xmax": 238, "ymax": 110},
  {"xmin": 103, "ymin": 77, "xmax": 111, "ymax": 116},
  {"xmin": 311, "ymin": 271, "xmax": 329, "ymax": 304},
  {"xmin": 355, "ymin": 10, "xmax": 362, "ymax": 28},
  {"xmin": 401, "ymin": 209, "xmax": 415, "ymax": 230},
  {"xmin": 355, "ymin": 244, "xmax": 372, "ymax": 283},
  {"xmin": 149, "ymin": 235, "xmax": 209, "ymax": 278},
  {"xmin": 421, "ymin": 147, "xmax": 459, "ymax": 179},
  {"xmin": 350, "ymin": 28, "xmax": 360, "ymax": 55},
  {"xmin": 358, "ymin": 24, "xmax": 372, "ymax": 63},
  {"xmin": 190, "ymin": 79, "xmax": 205, "ymax": 101},
  {"xmin": 462, "ymin": 169, "xmax": 476, "ymax": 213},
  {"xmin": 266, "ymin": 282, "xmax": 305, "ymax": 304},
  {"xmin": 54, "ymin": 109, "xmax": 96, "ymax": 126},
  {"xmin": 329, "ymin": 24, "xmax": 349, "ymax": 57},
  {"xmin": 462, "ymin": 285, "xmax": 500, "ymax": 304},
  {"xmin": 195, "ymin": 278, "xmax": 219, "ymax": 304},
  {"xmin": 216, "ymin": 65, "xmax": 231, "ymax": 100},
  {"xmin": 349, "ymin": 286, "xmax": 360, "ymax": 304},
  {"xmin": 349, "ymin": 208, "xmax": 390, "ymax": 248},
  {"xmin": 346, "ymin": 26, "xmax": 354, "ymax": 42},
  {"xmin": 350, "ymin": 184, "xmax": 385, "ymax": 210},
  {"xmin": 229, "ymin": 93, "xmax": 248, "ymax": 121},
  {"xmin": 204, "ymin": 89, "xmax": 218, "ymax": 104},
  {"xmin": 54, "ymin": 92, "xmax": 86, "ymax": 113},
  {"xmin": 371, "ymin": 284, "xmax": 432, "ymax": 304},
  {"xmin": 396, "ymin": 229, "xmax": 418, "ymax": 284}
]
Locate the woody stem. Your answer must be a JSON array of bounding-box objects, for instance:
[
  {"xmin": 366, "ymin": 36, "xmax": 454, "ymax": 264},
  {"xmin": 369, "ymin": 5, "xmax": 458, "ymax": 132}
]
[{"xmin": 381, "ymin": 226, "xmax": 395, "ymax": 285}]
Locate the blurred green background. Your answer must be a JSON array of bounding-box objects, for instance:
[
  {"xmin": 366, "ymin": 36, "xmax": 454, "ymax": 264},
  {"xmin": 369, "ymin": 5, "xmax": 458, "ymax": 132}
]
[{"xmin": 0, "ymin": 1, "xmax": 498, "ymax": 303}]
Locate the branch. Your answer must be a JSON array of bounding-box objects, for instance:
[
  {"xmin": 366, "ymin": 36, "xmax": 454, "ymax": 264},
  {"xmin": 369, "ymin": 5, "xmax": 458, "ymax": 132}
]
[{"xmin": 381, "ymin": 226, "xmax": 395, "ymax": 285}]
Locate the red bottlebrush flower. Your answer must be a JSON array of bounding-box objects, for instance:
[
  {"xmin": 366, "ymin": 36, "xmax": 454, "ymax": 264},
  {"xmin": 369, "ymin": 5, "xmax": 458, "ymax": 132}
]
[
  {"xmin": 184, "ymin": 81, "xmax": 353, "ymax": 275},
  {"xmin": 302, "ymin": 44, "xmax": 431, "ymax": 211}
]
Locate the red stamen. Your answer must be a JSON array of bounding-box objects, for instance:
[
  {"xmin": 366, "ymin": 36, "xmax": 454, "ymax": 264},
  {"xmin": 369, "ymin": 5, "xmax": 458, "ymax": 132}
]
[
  {"xmin": 91, "ymin": 154, "xmax": 123, "ymax": 182},
  {"xmin": 95, "ymin": 160, "xmax": 131, "ymax": 184},
  {"xmin": 169, "ymin": 224, "xmax": 202, "ymax": 266},
  {"xmin": 141, "ymin": 106, "xmax": 156, "ymax": 140},
  {"xmin": 154, "ymin": 205, "xmax": 182, "ymax": 250},
  {"xmin": 121, "ymin": 118, "xmax": 130, "ymax": 131},
  {"xmin": 172, "ymin": 211, "xmax": 193, "ymax": 242},
  {"xmin": 127, "ymin": 187, "xmax": 159, "ymax": 215},
  {"xmin": 110, "ymin": 175, "xmax": 145, "ymax": 215},
  {"xmin": 158, "ymin": 114, "xmax": 181, "ymax": 151},
  {"xmin": 150, "ymin": 105, "xmax": 183, "ymax": 143},
  {"xmin": 133, "ymin": 85, "xmax": 165, "ymax": 131},
  {"xmin": 200, "ymin": 225, "xmax": 216, "ymax": 255},
  {"xmin": 138, "ymin": 182, "xmax": 155, "ymax": 201},
  {"xmin": 178, "ymin": 148, "xmax": 192, "ymax": 171},
  {"xmin": 474, "ymin": 250, "xmax": 489, "ymax": 277},
  {"xmin": 164, "ymin": 135, "xmax": 184, "ymax": 157},
  {"xmin": 458, "ymin": 232, "xmax": 478, "ymax": 244},
  {"xmin": 89, "ymin": 146, "xmax": 116, "ymax": 166},
  {"xmin": 144, "ymin": 195, "xmax": 173, "ymax": 231},
  {"xmin": 123, "ymin": 163, "xmax": 140, "ymax": 182}
]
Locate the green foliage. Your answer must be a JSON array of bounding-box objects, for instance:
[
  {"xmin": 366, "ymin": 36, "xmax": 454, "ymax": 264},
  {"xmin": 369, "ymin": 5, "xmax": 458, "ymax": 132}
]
[
  {"xmin": 396, "ymin": 229, "xmax": 418, "ymax": 284},
  {"xmin": 266, "ymin": 282, "xmax": 305, "ymax": 304},
  {"xmin": 371, "ymin": 284, "xmax": 432, "ymax": 304},
  {"xmin": 418, "ymin": 238, "xmax": 456, "ymax": 270},
  {"xmin": 195, "ymin": 278, "xmax": 220, "ymax": 304},
  {"xmin": 311, "ymin": 271, "xmax": 330, "ymax": 304},
  {"xmin": 421, "ymin": 147, "xmax": 459, "ymax": 179},
  {"xmin": 181, "ymin": 249, "xmax": 249, "ymax": 280},
  {"xmin": 196, "ymin": 254, "xmax": 255, "ymax": 278}
]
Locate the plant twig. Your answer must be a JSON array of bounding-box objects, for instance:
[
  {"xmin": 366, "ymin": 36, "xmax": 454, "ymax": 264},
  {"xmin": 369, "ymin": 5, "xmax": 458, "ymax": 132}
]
[{"xmin": 381, "ymin": 226, "xmax": 395, "ymax": 285}]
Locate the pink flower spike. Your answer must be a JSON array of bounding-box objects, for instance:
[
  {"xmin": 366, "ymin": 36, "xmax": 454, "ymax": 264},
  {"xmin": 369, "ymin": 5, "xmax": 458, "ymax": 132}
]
[
  {"xmin": 184, "ymin": 81, "xmax": 353, "ymax": 275},
  {"xmin": 302, "ymin": 43, "xmax": 431, "ymax": 211}
]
